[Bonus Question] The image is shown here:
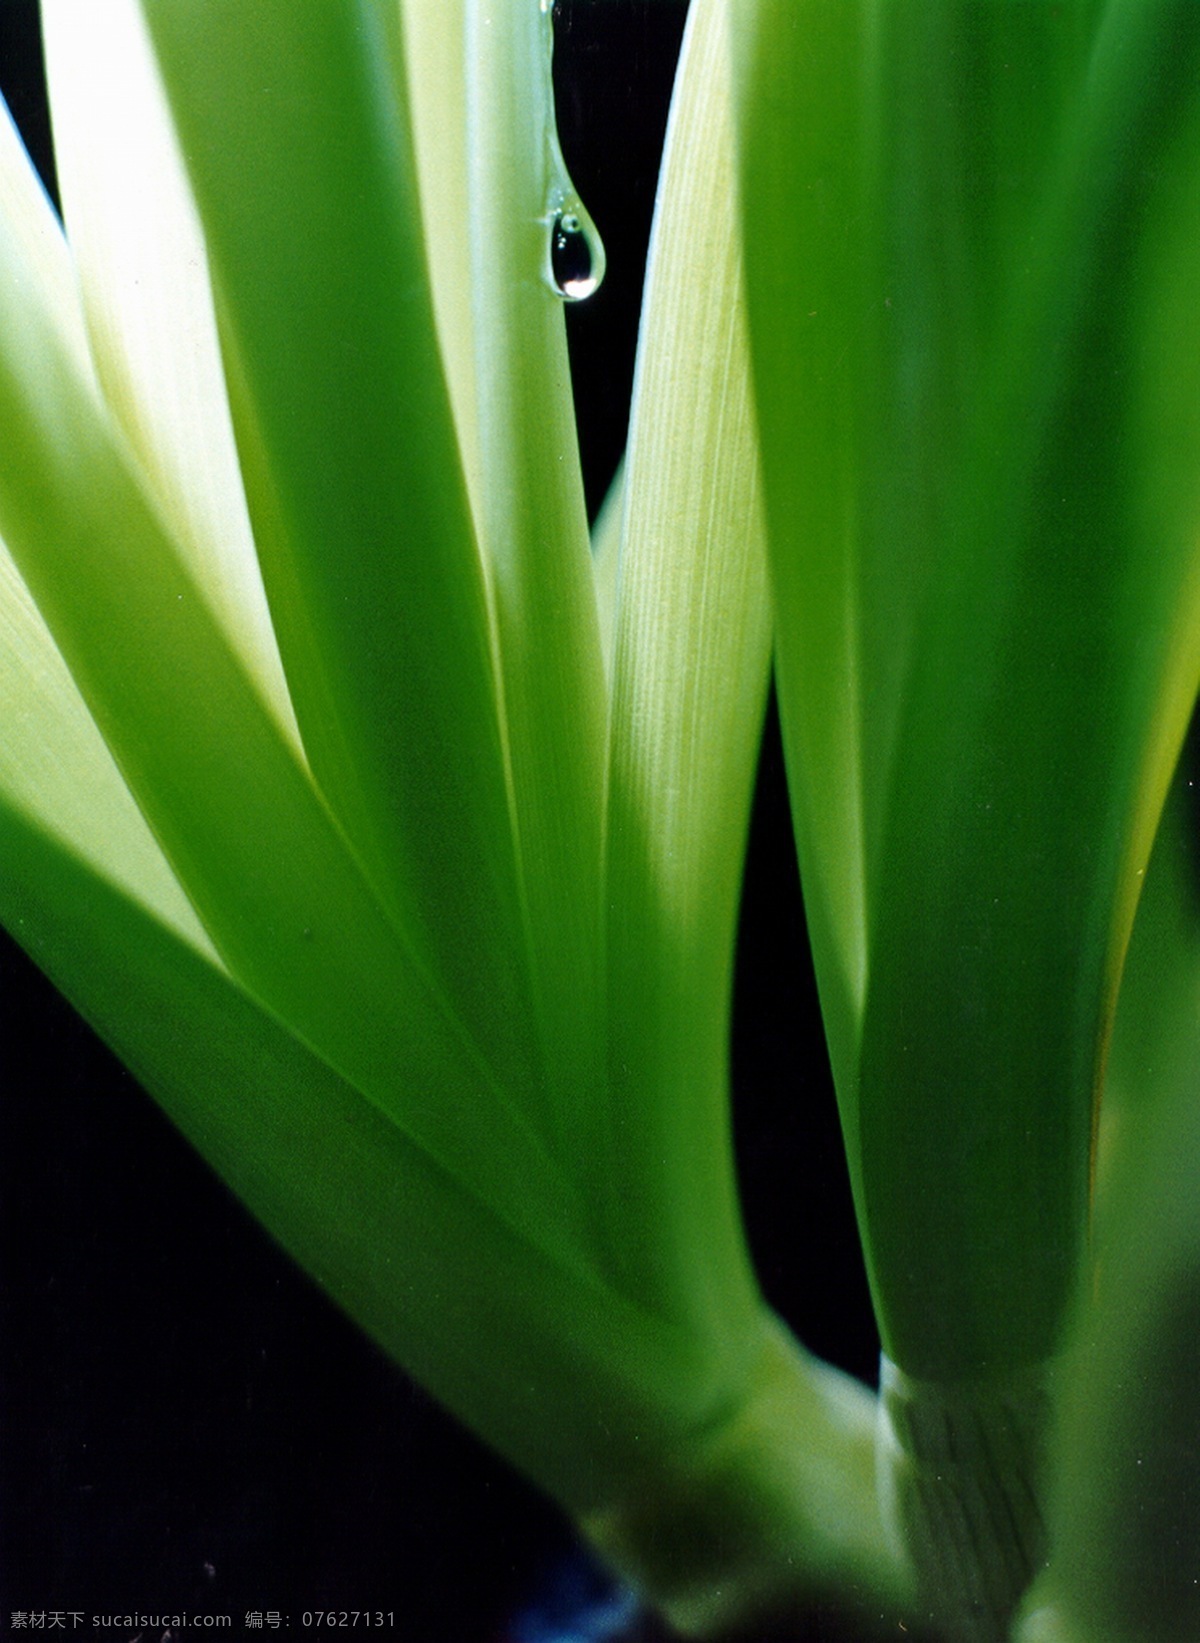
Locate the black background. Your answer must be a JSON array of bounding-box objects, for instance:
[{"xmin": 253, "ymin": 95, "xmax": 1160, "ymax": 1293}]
[{"xmin": 0, "ymin": 5, "xmax": 875, "ymax": 1638}]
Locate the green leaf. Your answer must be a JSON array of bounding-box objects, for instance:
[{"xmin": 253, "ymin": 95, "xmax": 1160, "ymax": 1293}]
[
  {"xmin": 737, "ymin": 0, "xmax": 1200, "ymax": 1382},
  {"xmin": 0, "ymin": 791, "xmax": 741, "ymax": 1519},
  {"xmin": 0, "ymin": 529, "xmax": 208, "ymax": 954},
  {"xmin": 0, "ymin": 95, "xmax": 91, "ymax": 372},
  {"xmin": 40, "ymin": 0, "xmax": 299, "ymax": 749},
  {"xmin": 1017, "ymin": 788, "xmax": 1200, "ymax": 1643},
  {"xmin": 850, "ymin": 0, "xmax": 1200, "ymax": 1378},
  {"xmin": 0, "ymin": 98, "xmax": 204, "ymax": 947},
  {"xmin": 141, "ymin": 1, "xmax": 534, "ymax": 1068},
  {"xmin": 591, "ymin": 457, "xmax": 625, "ymax": 684},
  {"xmin": 461, "ymin": 0, "xmax": 608, "ymax": 1156},
  {"xmin": 0, "ymin": 124, "xmax": 579, "ymax": 1255},
  {"xmin": 397, "ymin": 0, "xmax": 481, "ymax": 522},
  {"xmin": 605, "ymin": 0, "xmax": 770, "ymax": 1346},
  {"xmin": 736, "ymin": 9, "xmax": 1200, "ymax": 1629}
]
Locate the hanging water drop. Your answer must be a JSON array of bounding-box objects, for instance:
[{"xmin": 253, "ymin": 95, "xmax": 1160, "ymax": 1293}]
[
  {"xmin": 547, "ymin": 204, "xmax": 604, "ymax": 302},
  {"xmin": 537, "ymin": 0, "xmax": 606, "ymax": 303}
]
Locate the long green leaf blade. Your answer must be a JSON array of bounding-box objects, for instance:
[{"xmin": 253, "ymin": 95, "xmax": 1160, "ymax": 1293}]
[
  {"xmin": 853, "ymin": 0, "xmax": 1200, "ymax": 1379},
  {"xmin": 0, "ymin": 795, "xmax": 735, "ymax": 1520},
  {"xmin": 1017, "ymin": 787, "xmax": 1200, "ymax": 1643},
  {"xmin": 462, "ymin": 0, "xmax": 608, "ymax": 1156},
  {"xmin": 0, "ymin": 532, "xmax": 208, "ymax": 953},
  {"xmin": 736, "ymin": 5, "xmax": 1200, "ymax": 1629},
  {"xmin": 605, "ymin": 0, "xmax": 770, "ymax": 1342},
  {"xmin": 141, "ymin": 1, "xmax": 533, "ymax": 1063},
  {"xmin": 0, "ymin": 129, "xmax": 579, "ymax": 1254},
  {"xmin": 40, "ymin": 0, "xmax": 299, "ymax": 749},
  {"xmin": 736, "ymin": 0, "xmax": 1200, "ymax": 1380}
]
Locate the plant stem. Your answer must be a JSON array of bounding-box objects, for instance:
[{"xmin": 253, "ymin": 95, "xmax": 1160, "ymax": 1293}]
[
  {"xmin": 877, "ymin": 1360, "xmax": 1052, "ymax": 1643},
  {"xmin": 579, "ymin": 1317, "xmax": 916, "ymax": 1640}
]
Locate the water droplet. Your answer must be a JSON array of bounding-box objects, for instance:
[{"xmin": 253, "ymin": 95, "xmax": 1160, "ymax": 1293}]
[
  {"xmin": 547, "ymin": 204, "xmax": 604, "ymax": 302},
  {"xmin": 537, "ymin": 0, "xmax": 606, "ymax": 303}
]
